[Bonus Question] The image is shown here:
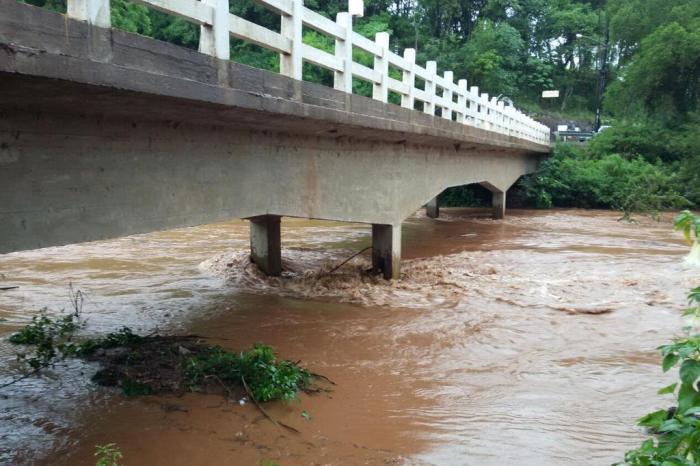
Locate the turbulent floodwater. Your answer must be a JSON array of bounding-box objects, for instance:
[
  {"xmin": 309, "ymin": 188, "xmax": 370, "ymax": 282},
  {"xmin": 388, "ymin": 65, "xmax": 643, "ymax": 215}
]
[{"xmin": 0, "ymin": 209, "xmax": 698, "ymax": 465}]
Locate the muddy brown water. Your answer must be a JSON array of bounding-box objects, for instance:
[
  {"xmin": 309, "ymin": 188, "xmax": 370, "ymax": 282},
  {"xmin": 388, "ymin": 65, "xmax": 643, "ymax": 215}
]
[{"xmin": 1, "ymin": 209, "xmax": 698, "ymax": 465}]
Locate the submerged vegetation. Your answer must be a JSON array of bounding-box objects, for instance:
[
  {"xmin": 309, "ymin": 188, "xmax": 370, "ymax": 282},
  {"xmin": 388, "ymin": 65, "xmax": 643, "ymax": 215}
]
[
  {"xmin": 94, "ymin": 444, "xmax": 123, "ymax": 466},
  {"xmin": 185, "ymin": 344, "xmax": 311, "ymax": 402},
  {"xmin": 4, "ymin": 303, "xmax": 317, "ymax": 403}
]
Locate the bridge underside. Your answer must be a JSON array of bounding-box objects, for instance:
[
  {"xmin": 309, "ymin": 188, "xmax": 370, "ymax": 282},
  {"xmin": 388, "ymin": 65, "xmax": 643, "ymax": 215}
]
[{"xmin": 0, "ymin": 0, "xmax": 547, "ymax": 278}]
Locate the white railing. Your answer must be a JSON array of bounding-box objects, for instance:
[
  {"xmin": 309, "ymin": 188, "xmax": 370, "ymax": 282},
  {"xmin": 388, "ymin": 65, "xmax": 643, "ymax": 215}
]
[{"xmin": 66, "ymin": 0, "xmax": 551, "ymax": 145}]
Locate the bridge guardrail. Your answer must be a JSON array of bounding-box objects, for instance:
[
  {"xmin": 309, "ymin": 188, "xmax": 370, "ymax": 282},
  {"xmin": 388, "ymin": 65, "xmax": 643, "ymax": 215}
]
[{"xmin": 65, "ymin": 0, "xmax": 551, "ymax": 145}]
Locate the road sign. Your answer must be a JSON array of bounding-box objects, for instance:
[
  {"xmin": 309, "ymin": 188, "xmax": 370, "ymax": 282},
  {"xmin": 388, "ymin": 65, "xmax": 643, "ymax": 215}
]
[{"xmin": 542, "ymin": 90, "xmax": 560, "ymax": 98}]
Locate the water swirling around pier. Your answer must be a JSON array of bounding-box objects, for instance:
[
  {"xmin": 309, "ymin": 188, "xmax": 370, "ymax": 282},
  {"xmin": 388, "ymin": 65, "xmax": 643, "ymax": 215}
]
[{"xmin": 0, "ymin": 209, "xmax": 696, "ymax": 465}]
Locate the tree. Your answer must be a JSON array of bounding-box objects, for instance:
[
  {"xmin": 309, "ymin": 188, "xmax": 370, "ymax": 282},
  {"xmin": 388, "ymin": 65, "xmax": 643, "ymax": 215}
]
[{"xmin": 605, "ymin": 20, "xmax": 700, "ymax": 123}]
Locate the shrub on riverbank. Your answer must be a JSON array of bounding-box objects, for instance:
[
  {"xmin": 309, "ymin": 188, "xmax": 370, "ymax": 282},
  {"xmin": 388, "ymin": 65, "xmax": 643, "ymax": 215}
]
[{"xmin": 514, "ymin": 141, "xmax": 690, "ymax": 216}]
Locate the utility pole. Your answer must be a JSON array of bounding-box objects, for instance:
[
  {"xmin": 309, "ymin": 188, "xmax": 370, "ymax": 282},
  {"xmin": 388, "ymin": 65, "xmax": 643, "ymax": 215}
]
[
  {"xmin": 576, "ymin": 11, "xmax": 609, "ymax": 132},
  {"xmin": 594, "ymin": 13, "xmax": 610, "ymax": 132}
]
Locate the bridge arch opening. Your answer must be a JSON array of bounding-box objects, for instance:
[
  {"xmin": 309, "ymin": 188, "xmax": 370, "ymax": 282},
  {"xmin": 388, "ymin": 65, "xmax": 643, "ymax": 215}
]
[{"xmin": 424, "ymin": 180, "xmax": 518, "ymax": 221}]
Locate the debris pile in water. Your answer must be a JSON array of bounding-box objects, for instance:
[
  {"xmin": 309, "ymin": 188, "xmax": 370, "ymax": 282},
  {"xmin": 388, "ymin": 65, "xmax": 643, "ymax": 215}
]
[
  {"xmin": 201, "ymin": 248, "xmax": 500, "ymax": 308},
  {"xmin": 6, "ymin": 317, "xmax": 321, "ymax": 403}
]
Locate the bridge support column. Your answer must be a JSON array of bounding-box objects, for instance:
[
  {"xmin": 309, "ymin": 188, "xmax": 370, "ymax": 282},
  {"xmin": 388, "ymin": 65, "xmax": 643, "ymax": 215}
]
[
  {"xmin": 426, "ymin": 197, "xmax": 439, "ymax": 218},
  {"xmin": 249, "ymin": 215, "xmax": 282, "ymax": 276},
  {"xmin": 372, "ymin": 224, "xmax": 401, "ymax": 280},
  {"xmin": 492, "ymin": 191, "xmax": 506, "ymax": 219}
]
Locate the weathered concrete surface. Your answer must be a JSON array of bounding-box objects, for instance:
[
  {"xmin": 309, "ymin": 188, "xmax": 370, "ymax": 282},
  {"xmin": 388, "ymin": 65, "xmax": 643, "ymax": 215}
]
[
  {"xmin": 492, "ymin": 192, "xmax": 506, "ymax": 220},
  {"xmin": 479, "ymin": 182, "xmax": 507, "ymax": 219},
  {"xmin": 249, "ymin": 215, "xmax": 282, "ymax": 276},
  {"xmin": 0, "ymin": 0, "xmax": 548, "ymax": 254},
  {"xmin": 372, "ymin": 224, "xmax": 401, "ymax": 280},
  {"xmin": 426, "ymin": 197, "xmax": 440, "ymax": 219}
]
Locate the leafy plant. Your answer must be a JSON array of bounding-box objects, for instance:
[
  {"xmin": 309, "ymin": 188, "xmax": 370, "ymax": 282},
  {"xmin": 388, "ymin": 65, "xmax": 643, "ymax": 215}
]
[
  {"xmin": 8, "ymin": 288, "xmax": 85, "ymax": 370},
  {"xmin": 675, "ymin": 211, "xmax": 700, "ymax": 243},
  {"xmin": 618, "ymin": 288, "xmax": 700, "ymax": 465},
  {"xmin": 94, "ymin": 443, "xmax": 123, "ymax": 466},
  {"xmin": 674, "ymin": 210, "xmax": 700, "ymax": 266},
  {"xmin": 7, "ymin": 316, "xmax": 144, "ymax": 371},
  {"xmin": 185, "ymin": 344, "xmax": 311, "ymax": 402}
]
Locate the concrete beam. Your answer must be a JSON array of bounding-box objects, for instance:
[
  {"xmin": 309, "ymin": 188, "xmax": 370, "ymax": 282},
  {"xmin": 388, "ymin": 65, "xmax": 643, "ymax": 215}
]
[
  {"xmin": 0, "ymin": 109, "xmax": 539, "ymax": 253},
  {"xmin": 492, "ymin": 191, "xmax": 506, "ymax": 219},
  {"xmin": 426, "ymin": 197, "xmax": 439, "ymax": 219},
  {"xmin": 249, "ymin": 215, "xmax": 282, "ymax": 276},
  {"xmin": 372, "ymin": 224, "xmax": 401, "ymax": 280}
]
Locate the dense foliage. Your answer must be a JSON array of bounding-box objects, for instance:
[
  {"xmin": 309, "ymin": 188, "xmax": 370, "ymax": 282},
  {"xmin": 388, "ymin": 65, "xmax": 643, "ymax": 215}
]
[{"xmin": 515, "ymin": 142, "xmax": 689, "ymax": 215}]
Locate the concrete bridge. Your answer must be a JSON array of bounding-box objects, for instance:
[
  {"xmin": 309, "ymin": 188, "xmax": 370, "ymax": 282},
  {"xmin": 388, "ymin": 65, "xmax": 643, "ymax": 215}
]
[{"xmin": 0, "ymin": 0, "xmax": 550, "ymax": 278}]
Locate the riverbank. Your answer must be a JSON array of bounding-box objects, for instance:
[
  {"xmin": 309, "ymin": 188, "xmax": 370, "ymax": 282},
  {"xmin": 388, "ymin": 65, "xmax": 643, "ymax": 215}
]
[{"xmin": 1, "ymin": 209, "xmax": 696, "ymax": 465}]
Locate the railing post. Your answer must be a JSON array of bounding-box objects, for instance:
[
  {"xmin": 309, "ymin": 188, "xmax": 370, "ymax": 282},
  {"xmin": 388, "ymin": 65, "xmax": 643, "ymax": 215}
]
[
  {"xmin": 457, "ymin": 79, "xmax": 467, "ymax": 124},
  {"xmin": 67, "ymin": 0, "xmax": 111, "ymax": 27},
  {"xmin": 372, "ymin": 32, "xmax": 390, "ymax": 103},
  {"xmin": 199, "ymin": 0, "xmax": 230, "ymax": 60},
  {"xmin": 469, "ymin": 86, "xmax": 479, "ymax": 127},
  {"xmin": 442, "ymin": 71, "xmax": 453, "ymax": 120},
  {"xmin": 481, "ymin": 93, "xmax": 490, "ymax": 130},
  {"xmin": 334, "ymin": 12, "xmax": 353, "ymax": 92},
  {"xmin": 401, "ymin": 48, "xmax": 415, "ymax": 109},
  {"xmin": 280, "ymin": 0, "xmax": 303, "ymax": 79},
  {"xmin": 497, "ymin": 101, "xmax": 505, "ymax": 133},
  {"xmin": 423, "ymin": 60, "xmax": 436, "ymax": 115}
]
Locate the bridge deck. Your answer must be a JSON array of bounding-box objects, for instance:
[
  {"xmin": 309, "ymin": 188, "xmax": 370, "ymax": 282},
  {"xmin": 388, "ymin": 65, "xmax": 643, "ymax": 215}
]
[
  {"xmin": 0, "ymin": 0, "xmax": 548, "ymax": 154},
  {"xmin": 0, "ymin": 0, "xmax": 549, "ymax": 278}
]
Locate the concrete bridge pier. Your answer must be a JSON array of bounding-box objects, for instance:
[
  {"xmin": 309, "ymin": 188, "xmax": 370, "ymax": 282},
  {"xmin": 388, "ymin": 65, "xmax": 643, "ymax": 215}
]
[
  {"xmin": 479, "ymin": 182, "xmax": 507, "ymax": 220},
  {"xmin": 491, "ymin": 191, "xmax": 506, "ymax": 219},
  {"xmin": 426, "ymin": 197, "xmax": 440, "ymax": 219},
  {"xmin": 249, "ymin": 215, "xmax": 282, "ymax": 276},
  {"xmin": 372, "ymin": 224, "xmax": 401, "ymax": 280}
]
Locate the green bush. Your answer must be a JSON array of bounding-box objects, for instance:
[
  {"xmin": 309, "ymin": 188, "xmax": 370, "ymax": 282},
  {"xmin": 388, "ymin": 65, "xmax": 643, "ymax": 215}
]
[
  {"xmin": 184, "ymin": 344, "xmax": 311, "ymax": 402},
  {"xmin": 94, "ymin": 443, "xmax": 123, "ymax": 466},
  {"xmin": 518, "ymin": 143, "xmax": 689, "ymax": 215},
  {"xmin": 8, "ymin": 309, "xmax": 83, "ymax": 370},
  {"xmin": 587, "ymin": 123, "xmax": 685, "ymax": 163}
]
